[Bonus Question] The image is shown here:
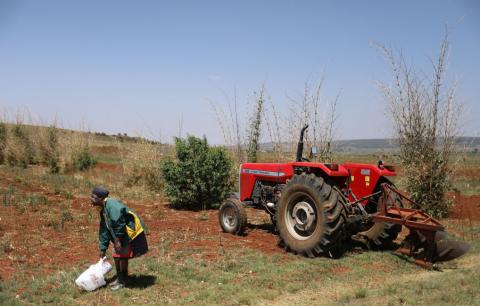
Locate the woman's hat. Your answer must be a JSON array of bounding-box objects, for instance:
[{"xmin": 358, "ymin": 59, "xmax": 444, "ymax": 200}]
[{"xmin": 92, "ymin": 186, "xmax": 109, "ymax": 199}]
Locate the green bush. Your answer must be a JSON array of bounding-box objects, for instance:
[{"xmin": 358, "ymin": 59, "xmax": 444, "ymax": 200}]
[
  {"xmin": 71, "ymin": 146, "xmax": 97, "ymax": 171},
  {"xmin": 160, "ymin": 135, "xmax": 233, "ymax": 210}
]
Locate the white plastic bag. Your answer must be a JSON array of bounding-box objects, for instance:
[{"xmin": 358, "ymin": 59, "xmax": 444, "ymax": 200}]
[{"xmin": 75, "ymin": 257, "xmax": 113, "ymax": 291}]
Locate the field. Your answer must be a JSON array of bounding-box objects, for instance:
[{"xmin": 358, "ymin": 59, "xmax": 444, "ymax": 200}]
[{"xmin": 1, "ymin": 134, "xmax": 479, "ymax": 305}]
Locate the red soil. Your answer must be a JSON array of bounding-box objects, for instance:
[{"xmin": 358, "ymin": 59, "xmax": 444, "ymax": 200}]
[
  {"xmin": 95, "ymin": 162, "xmax": 123, "ymax": 173},
  {"xmin": 1, "ymin": 170, "xmax": 478, "ymax": 281},
  {"xmin": 449, "ymin": 194, "xmax": 480, "ymax": 221},
  {"xmin": 0, "ymin": 179, "xmax": 283, "ymax": 281}
]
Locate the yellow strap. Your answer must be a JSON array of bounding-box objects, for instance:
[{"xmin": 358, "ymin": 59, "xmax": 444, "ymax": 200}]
[{"xmin": 125, "ymin": 211, "xmax": 144, "ymax": 240}]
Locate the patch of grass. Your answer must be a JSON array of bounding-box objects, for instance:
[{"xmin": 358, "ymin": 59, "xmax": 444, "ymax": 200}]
[
  {"xmin": 351, "ymin": 262, "xmax": 480, "ymax": 306},
  {"xmin": 0, "ymin": 233, "xmax": 14, "ymax": 255},
  {"xmin": 453, "ymin": 178, "xmax": 480, "ymax": 195},
  {"xmin": 40, "ymin": 172, "xmax": 94, "ymax": 195},
  {"xmin": 0, "ymin": 247, "xmax": 440, "ymax": 306},
  {"xmin": 1, "ymin": 185, "xmax": 18, "ymax": 206},
  {"xmin": 0, "ymin": 187, "xmax": 49, "ymax": 213},
  {"xmin": 60, "ymin": 203, "xmax": 74, "ymax": 222},
  {"xmin": 26, "ymin": 193, "xmax": 49, "ymax": 211},
  {"xmin": 62, "ymin": 190, "xmax": 74, "ymax": 199},
  {"xmin": 45, "ymin": 215, "xmax": 61, "ymax": 229},
  {"xmin": 355, "ymin": 287, "xmax": 367, "ymax": 298},
  {"xmin": 95, "ymin": 153, "xmax": 123, "ymax": 165},
  {"xmin": 19, "ymin": 193, "xmax": 47, "ymax": 213},
  {"xmin": 197, "ymin": 212, "xmax": 209, "ymax": 221},
  {"xmin": 45, "ymin": 203, "xmax": 74, "ymax": 230}
]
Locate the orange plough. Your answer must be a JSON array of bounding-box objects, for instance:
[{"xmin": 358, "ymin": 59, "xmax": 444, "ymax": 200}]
[{"xmin": 373, "ymin": 184, "xmax": 470, "ymax": 269}]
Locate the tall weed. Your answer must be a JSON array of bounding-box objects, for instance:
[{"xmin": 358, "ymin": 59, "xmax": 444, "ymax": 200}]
[
  {"xmin": 62, "ymin": 131, "xmax": 97, "ymax": 172},
  {"xmin": 0, "ymin": 122, "xmax": 6, "ymax": 164},
  {"xmin": 123, "ymin": 139, "xmax": 164, "ymax": 191},
  {"xmin": 6, "ymin": 122, "xmax": 36, "ymax": 168},
  {"xmin": 38, "ymin": 125, "xmax": 60, "ymax": 173}
]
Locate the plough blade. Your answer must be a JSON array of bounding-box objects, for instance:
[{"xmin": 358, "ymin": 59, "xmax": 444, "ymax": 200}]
[
  {"xmin": 434, "ymin": 239, "xmax": 470, "ymax": 263},
  {"xmin": 373, "ymin": 184, "xmax": 470, "ymax": 269},
  {"xmin": 398, "ymin": 230, "xmax": 470, "ymax": 268}
]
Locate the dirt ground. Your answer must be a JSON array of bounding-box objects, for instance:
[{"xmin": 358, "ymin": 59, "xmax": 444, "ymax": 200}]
[
  {"xmin": 449, "ymin": 194, "xmax": 480, "ymax": 220},
  {"xmin": 0, "ymin": 175, "xmax": 282, "ymax": 281},
  {"xmin": 1, "ymin": 171, "xmax": 478, "ymax": 282}
]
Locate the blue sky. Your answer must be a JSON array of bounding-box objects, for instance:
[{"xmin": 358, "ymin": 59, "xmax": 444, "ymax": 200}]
[{"xmin": 0, "ymin": 1, "xmax": 479, "ymax": 143}]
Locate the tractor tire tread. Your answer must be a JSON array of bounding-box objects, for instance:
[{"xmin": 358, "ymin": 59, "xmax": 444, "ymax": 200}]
[
  {"xmin": 277, "ymin": 173, "xmax": 346, "ymax": 257},
  {"xmin": 218, "ymin": 198, "xmax": 247, "ymax": 235}
]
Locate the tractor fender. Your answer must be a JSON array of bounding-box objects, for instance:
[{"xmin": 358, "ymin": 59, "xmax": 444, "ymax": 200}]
[
  {"xmin": 342, "ymin": 163, "xmax": 397, "ymax": 202},
  {"xmin": 239, "ymin": 162, "xmax": 350, "ymax": 201}
]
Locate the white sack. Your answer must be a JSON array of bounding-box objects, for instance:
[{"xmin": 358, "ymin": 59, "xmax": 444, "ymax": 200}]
[{"xmin": 75, "ymin": 257, "xmax": 113, "ymax": 291}]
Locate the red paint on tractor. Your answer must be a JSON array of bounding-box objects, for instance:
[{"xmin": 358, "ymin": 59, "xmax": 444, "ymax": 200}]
[
  {"xmin": 240, "ymin": 162, "xmax": 350, "ymax": 201},
  {"xmin": 342, "ymin": 163, "xmax": 396, "ymax": 204}
]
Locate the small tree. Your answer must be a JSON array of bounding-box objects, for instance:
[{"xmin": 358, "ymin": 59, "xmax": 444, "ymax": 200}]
[
  {"xmin": 246, "ymin": 86, "xmax": 265, "ymax": 162},
  {"xmin": 377, "ymin": 32, "xmax": 459, "ymax": 218},
  {"xmin": 160, "ymin": 135, "xmax": 233, "ymax": 210}
]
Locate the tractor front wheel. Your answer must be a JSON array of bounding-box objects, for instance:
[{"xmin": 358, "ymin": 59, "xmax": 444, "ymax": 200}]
[
  {"xmin": 219, "ymin": 198, "xmax": 247, "ymax": 235},
  {"xmin": 276, "ymin": 173, "xmax": 347, "ymax": 258}
]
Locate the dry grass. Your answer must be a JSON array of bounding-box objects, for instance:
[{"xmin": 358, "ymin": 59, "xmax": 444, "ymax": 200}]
[{"xmin": 122, "ymin": 138, "xmax": 166, "ymax": 192}]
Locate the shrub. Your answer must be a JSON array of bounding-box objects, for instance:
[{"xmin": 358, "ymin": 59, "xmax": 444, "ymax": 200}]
[
  {"xmin": 6, "ymin": 123, "xmax": 35, "ymax": 168},
  {"xmin": 160, "ymin": 135, "xmax": 233, "ymax": 210},
  {"xmin": 71, "ymin": 146, "xmax": 97, "ymax": 171},
  {"xmin": 62, "ymin": 131, "xmax": 97, "ymax": 172},
  {"xmin": 0, "ymin": 123, "xmax": 6, "ymax": 164},
  {"xmin": 39, "ymin": 126, "xmax": 61, "ymax": 173}
]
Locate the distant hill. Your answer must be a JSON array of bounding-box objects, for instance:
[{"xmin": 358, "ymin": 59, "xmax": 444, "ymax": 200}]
[{"xmin": 260, "ymin": 137, "xmax": 480, "ymax": 153}]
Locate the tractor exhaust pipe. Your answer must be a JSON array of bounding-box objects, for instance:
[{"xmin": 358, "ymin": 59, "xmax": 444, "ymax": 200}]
[{"xmin": 296, "ymin": 125, "xmax": 309, "ymax": 162}]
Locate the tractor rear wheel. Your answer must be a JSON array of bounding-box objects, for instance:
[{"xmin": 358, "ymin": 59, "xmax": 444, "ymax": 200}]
[
  {"xmin": 359, "ymin": 185, "xmax": 402, "ymax": 249},
  {"xmin": 276, "ymin": 173, "xmax": 347, "ymax": 258},
  {"xmin": 219, "ymin": 198, "xmax": 247, "ymax": 235}
]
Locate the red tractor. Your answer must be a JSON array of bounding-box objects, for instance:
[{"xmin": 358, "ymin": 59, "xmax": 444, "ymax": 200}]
[{"xmin": 219, "ymin": 125, "xmax": 469, "ymax": 268}]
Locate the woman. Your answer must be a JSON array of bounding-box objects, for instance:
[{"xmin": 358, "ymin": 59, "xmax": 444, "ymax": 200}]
[{"xmin": 90, "ymin": 187, "xmax": 148, "ymax": 290}]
